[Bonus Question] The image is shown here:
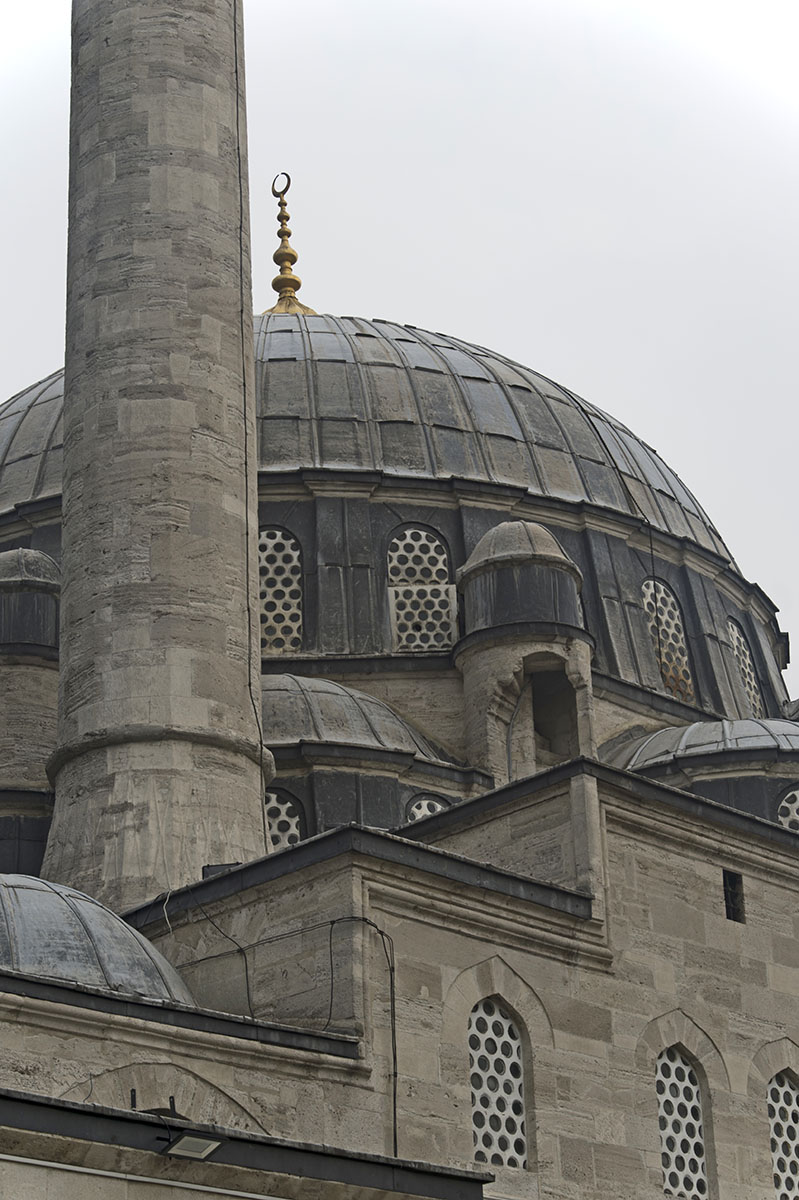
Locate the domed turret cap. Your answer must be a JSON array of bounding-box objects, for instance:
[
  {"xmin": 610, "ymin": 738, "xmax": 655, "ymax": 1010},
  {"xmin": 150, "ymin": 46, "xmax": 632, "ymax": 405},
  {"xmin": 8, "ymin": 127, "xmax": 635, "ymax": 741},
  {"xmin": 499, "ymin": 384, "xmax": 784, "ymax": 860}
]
[
  {"xmin": 0, "ymin": 549, "xmax": 60, "ymax": 592},
  {"xmin": 0, "ymin": 875, "xmax": 194, "ymax": 1005},
  {"xmin": 457, "ymin": 521, "xmax": 582, "ymax": 588}
]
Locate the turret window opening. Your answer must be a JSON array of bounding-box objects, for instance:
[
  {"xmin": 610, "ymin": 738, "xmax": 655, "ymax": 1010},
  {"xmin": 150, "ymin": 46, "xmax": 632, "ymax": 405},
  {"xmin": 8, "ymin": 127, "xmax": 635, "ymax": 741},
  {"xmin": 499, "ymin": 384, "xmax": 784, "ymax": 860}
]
[
  {"xmin": 259, "ymin": 528, "xmax": 303, "ymax": 655},
  {"xmin": 468, "ymin": 997, "xmax": 528, "ymax": 1169},
  {"xmin": 387, "ymin": 527, "xmax": 457, "ymax": 652},
  {"xmin": 727, "ymin": 618, "xmax": 765, "ymax": 718},
  {"xmin": 642, "ymin": 578, "xmax": 696, "ymax": 704},
  {"xmin": 655, "ymin": 1046, "xmax": 709, "ymax": 1197},
  {"xmin": 768, "ymin": 1070, "xmax": 799, "ymax": 1197}
]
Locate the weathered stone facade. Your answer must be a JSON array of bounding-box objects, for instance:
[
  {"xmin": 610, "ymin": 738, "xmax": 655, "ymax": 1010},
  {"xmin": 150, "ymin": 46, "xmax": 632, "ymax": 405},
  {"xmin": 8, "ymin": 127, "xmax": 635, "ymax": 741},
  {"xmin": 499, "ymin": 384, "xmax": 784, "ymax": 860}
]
[{"xmin": 0, "ymin": 0, "xmax": 798, "ymax": 1197}]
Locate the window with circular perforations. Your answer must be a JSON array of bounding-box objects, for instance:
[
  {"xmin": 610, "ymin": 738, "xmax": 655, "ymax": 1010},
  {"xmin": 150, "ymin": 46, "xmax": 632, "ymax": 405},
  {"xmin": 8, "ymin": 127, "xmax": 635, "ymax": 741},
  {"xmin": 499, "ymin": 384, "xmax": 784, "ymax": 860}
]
[
  {"xmin": 468, "ymin": 998, "xmax": 528, "ymax": 1170},
  {"xmin": 655, "ymin": 1046, "xmax": 708, "ymax": 1198},
  {"xmin": 259, "ymin": 528, "xmax": 302, "ymax": 654},
  {"xmin": 727, "ymin": 619, "xmax": 765, "ymax": 718},
  {"xmin": 642, "ymin": 579, "xmax": 696, "ymax": 704},
  {"xmin": 777, "ymin": 787, "xmax": 799, "ymax": 834},
  {"xmin": 407, "ymin": 794, "xmax": 448, "ymax": 823},
  {"xmin": 265, "ymin": 791, "xmax": 305, "ymax": 851},
  {"xmin": 767, "ymin": 1070, "xmax": 799, "ymax": 1197},
  {"xmin": 387, "ymin": 528, "xmax": 457, "ymax": 652}
]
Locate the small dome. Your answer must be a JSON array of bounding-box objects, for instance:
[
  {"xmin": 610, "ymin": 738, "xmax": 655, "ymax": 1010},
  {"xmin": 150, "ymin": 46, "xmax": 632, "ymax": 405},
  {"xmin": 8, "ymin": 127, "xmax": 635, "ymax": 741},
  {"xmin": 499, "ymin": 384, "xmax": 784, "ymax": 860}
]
[
  {"xmin": 609, "ymin": 719, "xmax": 799, "ymax": 773},
  {"xmin": 0, "ymin": 875, "xmax": 194, "ymax": 1005},
  {"xmin": 457, "ymin": 520, "xmax": 582, "ymax": 587},
  {"xmin": 0, "ymin": 548, "xmax": 60, "ymax": 591},
  {"xmin": 262, "ymin": 674, "xmax": 458, "ymax": 763}
]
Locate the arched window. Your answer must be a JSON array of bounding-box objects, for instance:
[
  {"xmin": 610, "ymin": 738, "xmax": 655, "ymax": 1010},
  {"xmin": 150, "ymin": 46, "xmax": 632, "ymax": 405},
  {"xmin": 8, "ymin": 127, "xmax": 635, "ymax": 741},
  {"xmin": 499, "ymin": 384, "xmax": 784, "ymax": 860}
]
[
  {"xmin": 767, "ymin": 1071, "xmax": 799, "ymax": 1196},
  {"xmin": 265, "ymin": 790, "xmax": 306, "ymax": 851},
  {"xmin": 655, "ymin": 1046, "xmax": 709, "ymax": 1197},
  {"xmin": 406, "ymin": 793, "xmax": 449, "ymax": 823},
  {"xmin": 468, "ymin": 997, "xmax": 528, "ymax": 1169},
  {"xmin": 259, "ymin": 528, "xmax": 303, "ymax": 655},
  {"xmin": 642, "ymin": 579, "xmax": 696, "ymax": 704},
  {"xmin": 727, "ymin": 619, "xmax": 765, "ymax": 718},
  {"xmin": 387, "ymin": 527, "xmax": 457, "ymax": 652}
]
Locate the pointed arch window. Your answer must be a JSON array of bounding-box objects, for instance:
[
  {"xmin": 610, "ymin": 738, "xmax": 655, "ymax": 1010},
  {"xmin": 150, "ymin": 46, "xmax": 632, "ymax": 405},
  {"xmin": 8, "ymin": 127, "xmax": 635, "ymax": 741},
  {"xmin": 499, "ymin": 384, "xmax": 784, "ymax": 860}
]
[
  {"xmin": 768, "ymin": 1070, "xmax": 799, "ymax": 1197},
  {"xmin": 468, "ymin": 997, "xmax": 528, "ymax": 1169},
  {"xmin": 642, "ymin": 579, "xmax": 696, "ymax": 704},
  {"xmin": 387, "ymin": 527, "xmax": 457, "ymax": 652},
  {"xmin": 727, "ymin": 619, "xmax": 765, "ymax": 718},
  {"xmin": 655, "ymin": 1046, "xmax": 709, "ymax": 1197},
  {"xmin": 259, "ymin": 528, "xmax": 303, "ymax": 655}
]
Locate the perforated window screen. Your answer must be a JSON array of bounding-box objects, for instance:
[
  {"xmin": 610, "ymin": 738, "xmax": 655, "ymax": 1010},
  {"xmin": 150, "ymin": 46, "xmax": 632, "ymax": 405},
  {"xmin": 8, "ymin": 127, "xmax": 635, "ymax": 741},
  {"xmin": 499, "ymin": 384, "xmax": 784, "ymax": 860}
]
[
  {"xmin": 727, "ymin": 619, "xmax": 765, "ymax": 718},
  {"xmin": 468, "ymin": 998, "xmax": 528, "ymax": 1169},
  {"xmin": 768, "ymin": 1071, "xmax": 799, "ymax": 1197},
  {"xmin": 407, "ymin": 794, "xmax": 448, "ymax": 823},
  {"xmin": 265, "ymin": 791, "xmax": 305, "ymax": 851},
  {"xmin": 655, "ymin": 1046, "xmax": 708, "ymax": 1197},
  {"xmin": 642, "ymin": 579, "xmax": 696, "ymax": 704},
  {"xmin": 387, "ymin": 528, "xmax": 457, "ymax": 652},
  {"xmin": 777, "ymin": 787, "xmax": 799, "ymax": 833},
  {"xmin": 259, "ymin": 528, "xmax": 302, "ymax": 654}
]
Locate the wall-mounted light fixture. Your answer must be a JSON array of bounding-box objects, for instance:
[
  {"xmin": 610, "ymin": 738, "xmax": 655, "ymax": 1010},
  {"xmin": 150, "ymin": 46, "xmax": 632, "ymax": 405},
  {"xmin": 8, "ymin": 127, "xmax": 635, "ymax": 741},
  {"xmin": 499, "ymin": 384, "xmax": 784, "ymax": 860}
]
[{"xmin": 163, "ymin": 1131, "xmax": 225, "ymax": 1159}]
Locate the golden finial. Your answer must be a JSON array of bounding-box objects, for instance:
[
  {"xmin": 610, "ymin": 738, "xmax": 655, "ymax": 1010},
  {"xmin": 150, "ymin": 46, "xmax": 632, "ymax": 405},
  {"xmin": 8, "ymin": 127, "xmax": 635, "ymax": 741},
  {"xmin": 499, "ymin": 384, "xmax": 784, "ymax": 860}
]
[{"xmin": 264, "ymin": 173, "xmax": 317, "ymax": 315}]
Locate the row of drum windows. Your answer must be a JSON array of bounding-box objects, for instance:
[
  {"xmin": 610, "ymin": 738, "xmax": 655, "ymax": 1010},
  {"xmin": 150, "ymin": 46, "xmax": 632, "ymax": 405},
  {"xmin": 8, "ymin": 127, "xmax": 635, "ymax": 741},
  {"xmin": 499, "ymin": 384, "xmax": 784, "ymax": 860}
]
[
  {"xmin": 258, "ymin": 525, "xmax": 765, "ymax": 714},
  {"xmin": 258, "ymin": 525, "xmax": 456, "ymax": 655},
  {"xmin": 264, "ymin": 789, "xmax": 450, "ymax": 851},
  {"xmin": 468, "ymin": 1001, "xmax": 798, "ymax": 1198}
]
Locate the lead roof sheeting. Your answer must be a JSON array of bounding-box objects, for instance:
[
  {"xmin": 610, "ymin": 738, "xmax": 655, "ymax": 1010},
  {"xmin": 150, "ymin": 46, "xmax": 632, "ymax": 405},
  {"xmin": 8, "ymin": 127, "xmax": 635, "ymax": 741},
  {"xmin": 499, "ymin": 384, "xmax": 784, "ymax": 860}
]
[{"xmin": 0, "ymin": 316, "xmax": 732, "ymax": 564}]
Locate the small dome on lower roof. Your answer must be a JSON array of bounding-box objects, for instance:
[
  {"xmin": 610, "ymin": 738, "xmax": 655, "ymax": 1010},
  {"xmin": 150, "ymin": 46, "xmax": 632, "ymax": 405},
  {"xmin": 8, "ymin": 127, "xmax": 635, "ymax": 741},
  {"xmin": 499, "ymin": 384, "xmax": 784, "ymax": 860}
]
[
  {"xmin": 0, "ymin": 875, "xmax": 194, "ymax": 1005},
  {"xmin": 262, "ymin": 674, "xmax": 460, "ymax": 764},
  {"xmin": 609, "ymin": 719, "xmax": 799, "ymax": 773}
]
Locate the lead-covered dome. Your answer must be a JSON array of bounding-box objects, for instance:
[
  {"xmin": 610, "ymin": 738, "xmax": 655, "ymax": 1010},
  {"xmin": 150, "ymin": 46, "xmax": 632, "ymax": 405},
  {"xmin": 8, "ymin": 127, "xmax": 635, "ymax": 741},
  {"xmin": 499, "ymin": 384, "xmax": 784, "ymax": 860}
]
[
  {"xmin": 0, "ymin": 316, "xmax": 730, "ymax": 560},
  {"xmin": 0, "ymin": 875, "xmax": 194, "ymax": 1004},
  {"xmin": 262, "ymin": 674, "xmax": 458, "ymax": 763},
  {"xmin": 609, "ymin": 719, "xmax": 799, "ymax": 773}
]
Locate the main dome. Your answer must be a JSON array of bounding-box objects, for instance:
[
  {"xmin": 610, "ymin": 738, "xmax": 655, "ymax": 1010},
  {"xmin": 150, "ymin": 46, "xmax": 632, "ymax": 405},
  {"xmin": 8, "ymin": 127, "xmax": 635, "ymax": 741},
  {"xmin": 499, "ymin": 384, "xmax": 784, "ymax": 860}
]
[{"xmin": 0, "ymin": 314, "xmax": 730, "ymax": 560}]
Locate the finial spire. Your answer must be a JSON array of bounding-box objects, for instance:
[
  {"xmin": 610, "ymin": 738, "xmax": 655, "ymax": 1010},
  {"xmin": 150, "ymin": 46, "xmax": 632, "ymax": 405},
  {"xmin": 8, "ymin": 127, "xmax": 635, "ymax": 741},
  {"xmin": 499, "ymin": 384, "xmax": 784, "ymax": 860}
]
[{"xmin": 264, "ymin": 173, "xmax": 317, "ymax": 315}]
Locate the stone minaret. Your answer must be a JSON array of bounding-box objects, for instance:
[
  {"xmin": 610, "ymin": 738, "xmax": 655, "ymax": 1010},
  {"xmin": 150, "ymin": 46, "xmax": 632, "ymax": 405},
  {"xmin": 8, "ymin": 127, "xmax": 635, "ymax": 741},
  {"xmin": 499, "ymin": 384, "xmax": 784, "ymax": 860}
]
[{"xmin": 42, "ymin": 0, "xmax": 270, "ymax": 910}]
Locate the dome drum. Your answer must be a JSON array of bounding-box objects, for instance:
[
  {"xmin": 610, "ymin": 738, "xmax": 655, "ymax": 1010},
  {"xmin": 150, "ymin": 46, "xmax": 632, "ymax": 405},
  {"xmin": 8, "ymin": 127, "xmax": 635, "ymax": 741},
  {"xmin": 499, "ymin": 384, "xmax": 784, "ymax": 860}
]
[{"xmin": 459, "ymin": 564, "xmax": 584, "ymax": 638}]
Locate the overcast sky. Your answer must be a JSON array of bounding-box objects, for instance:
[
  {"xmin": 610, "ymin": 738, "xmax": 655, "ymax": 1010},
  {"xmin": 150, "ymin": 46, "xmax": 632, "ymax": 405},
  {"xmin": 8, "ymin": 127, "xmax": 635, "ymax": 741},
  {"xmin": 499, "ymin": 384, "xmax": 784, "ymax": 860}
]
[{"xmin": 2, "ymin": 0, "xmax": 797, "ymax": 693}]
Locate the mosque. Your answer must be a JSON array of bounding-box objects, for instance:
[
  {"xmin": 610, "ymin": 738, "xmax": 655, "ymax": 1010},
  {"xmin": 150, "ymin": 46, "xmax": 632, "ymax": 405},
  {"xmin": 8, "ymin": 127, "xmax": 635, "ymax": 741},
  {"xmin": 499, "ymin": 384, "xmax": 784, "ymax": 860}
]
[{"xmin": 1, "ymin": 2, "xmax": 799, "ymax": 1198}]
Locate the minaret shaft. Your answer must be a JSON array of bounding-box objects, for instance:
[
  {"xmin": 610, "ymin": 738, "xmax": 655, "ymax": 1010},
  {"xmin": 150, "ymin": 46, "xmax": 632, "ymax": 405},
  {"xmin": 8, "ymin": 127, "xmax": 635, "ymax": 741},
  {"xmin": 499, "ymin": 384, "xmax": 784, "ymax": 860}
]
[{"xmin": 43, "ymin": 0, "xmax": 269, "ymax": 909}]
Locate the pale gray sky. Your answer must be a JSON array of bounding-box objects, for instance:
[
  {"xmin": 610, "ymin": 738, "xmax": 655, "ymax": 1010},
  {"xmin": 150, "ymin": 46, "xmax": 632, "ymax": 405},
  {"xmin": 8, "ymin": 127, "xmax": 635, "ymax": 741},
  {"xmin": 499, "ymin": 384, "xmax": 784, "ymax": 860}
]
[{"xmin": 2, "ymin": 0, "xmax": 797, "ymax": 692}]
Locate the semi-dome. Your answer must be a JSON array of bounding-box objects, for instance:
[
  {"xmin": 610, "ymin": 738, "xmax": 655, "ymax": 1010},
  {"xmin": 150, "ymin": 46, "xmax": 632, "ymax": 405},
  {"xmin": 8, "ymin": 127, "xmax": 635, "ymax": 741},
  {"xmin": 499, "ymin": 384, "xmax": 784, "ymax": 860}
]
[
  {"xmin": 609, "ymin": 719, "xmax": 799, "ymax": 773},
  {"xmin": 0, "ymin": 316, "xmax": 731, "ymax": 560},
  {"xmin": 0, "ymin": 874, "xmax": 194, "ymax": 1004},
  {"xmin": 262, "ymin": 674, "xmax": 459, "ymax": 764}
]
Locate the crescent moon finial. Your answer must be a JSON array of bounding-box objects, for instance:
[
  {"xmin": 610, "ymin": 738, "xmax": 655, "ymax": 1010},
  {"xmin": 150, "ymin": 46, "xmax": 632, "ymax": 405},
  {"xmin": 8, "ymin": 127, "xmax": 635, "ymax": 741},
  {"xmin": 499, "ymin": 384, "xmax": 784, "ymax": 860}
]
[{"xmin": 264, "ymin": 173, "xmax": 317, "ymax": 316}]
